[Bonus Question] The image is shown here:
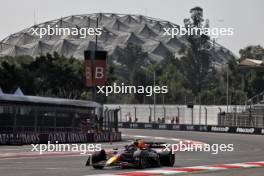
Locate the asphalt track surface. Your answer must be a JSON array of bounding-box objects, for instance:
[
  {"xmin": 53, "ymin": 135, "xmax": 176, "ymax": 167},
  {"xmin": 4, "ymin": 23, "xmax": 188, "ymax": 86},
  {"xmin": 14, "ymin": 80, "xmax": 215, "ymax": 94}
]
[{"xmin": 0, "ymin": 129, "xmax": 263, "ymax": 176}]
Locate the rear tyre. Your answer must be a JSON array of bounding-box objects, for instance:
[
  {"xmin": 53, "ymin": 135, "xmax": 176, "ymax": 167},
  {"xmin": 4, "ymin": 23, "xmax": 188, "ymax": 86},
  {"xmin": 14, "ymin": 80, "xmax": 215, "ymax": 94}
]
[
  {"xmin": 91, "ymin": 150, "xmax": 106, "ymax": 169},
  {"xmin": 134, "ymin": 150, "xmax": 149, "ymax": 169},
  {"xmin": 159, "ymin": 151, "xmax": 175, "ymax": 166}
]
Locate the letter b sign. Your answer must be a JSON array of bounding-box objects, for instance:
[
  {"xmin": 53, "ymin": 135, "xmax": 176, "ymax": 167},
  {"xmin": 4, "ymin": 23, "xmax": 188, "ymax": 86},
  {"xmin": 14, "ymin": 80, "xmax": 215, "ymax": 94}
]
[{"xmin": 84, "ymin": 51, "xmax": 107, "ymax": 87}]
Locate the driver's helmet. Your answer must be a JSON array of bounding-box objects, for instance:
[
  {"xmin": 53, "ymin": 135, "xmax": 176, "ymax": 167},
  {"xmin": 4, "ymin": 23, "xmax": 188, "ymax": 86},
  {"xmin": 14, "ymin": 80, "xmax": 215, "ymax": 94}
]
[{"xmin": 134, "ymin": 140, "xmax": 145, "ymax": 149}]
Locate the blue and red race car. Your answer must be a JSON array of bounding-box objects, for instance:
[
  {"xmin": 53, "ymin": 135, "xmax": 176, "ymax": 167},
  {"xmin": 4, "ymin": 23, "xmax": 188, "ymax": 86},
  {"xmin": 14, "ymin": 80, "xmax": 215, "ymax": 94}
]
[{"xmin": 86, "ymin": 140, "xmax": 175, "ymax": 169}]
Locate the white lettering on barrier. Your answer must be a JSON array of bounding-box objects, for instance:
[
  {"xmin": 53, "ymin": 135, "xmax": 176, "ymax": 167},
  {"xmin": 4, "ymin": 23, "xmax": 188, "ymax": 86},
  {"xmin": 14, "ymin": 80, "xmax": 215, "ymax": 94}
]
[
  {"xmin": 172, "ymin": 125, "xmax": 180, "ymax": 130},
  {"xmin": 0, "ymin": 133, "xmax": 40, "ymax": 144},
  {"xmin": 49, "ymin": 133, "xmax": 66, "ymax": 143},
  {"xmin": 144, "ymin": 124, "xmax": 153, "ymax": 128},
  {"xmin": 236, "ymin": 128, "xmax": 255, "ymax": 134},
  {"xmin": 187, "ymin": 125, "xmax": 194, "ymax": 130},
  {"xmin": 158, "ymin": 124, "xmax": 167, "ymax": 129},
  {"xmin": 199, "ymin": 126, "xmax": 208, "ymax": 131},
  {"xmin": 94, "ymin": 133, "xmax": 108, "ymax": 142},
  {"xmin": 130, "ymin": 123, "xmax": 138, "ymax": 128},
  {"xmin": 19, "ymin": 134, "xmax": 39, "ymax": 144},
  {"xmin": 211, "ymin": 126, "xmax": 229, "ymax": 132},
  {"xmin": 67, "ymin": 133, "xmax": 87, "ymax": 143}
]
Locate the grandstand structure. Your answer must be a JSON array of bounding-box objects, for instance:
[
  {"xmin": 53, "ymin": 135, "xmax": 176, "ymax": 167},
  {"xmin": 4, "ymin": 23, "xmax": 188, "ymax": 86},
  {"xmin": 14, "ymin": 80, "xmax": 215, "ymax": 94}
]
[
  {"xmin": 0, "ymin": 13, "xmax": 235, "ymax": 64},
  {"xmin": 239, "ymin": 58, "xmax": 264, "ymax": 72},
  {"xmin": 218, "ymin": 91, "xmax": 264, "ymax": 128},
  {"xmin": 218, "ymin": 60, "xmax": 264, "ymax": 128}
]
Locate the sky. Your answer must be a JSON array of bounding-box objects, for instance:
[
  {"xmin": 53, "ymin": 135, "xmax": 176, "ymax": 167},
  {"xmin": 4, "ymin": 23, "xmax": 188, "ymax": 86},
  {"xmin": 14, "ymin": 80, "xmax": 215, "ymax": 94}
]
[{"xmin": 0, "ymin": 0, "xmax": 263, "ymax": 56}]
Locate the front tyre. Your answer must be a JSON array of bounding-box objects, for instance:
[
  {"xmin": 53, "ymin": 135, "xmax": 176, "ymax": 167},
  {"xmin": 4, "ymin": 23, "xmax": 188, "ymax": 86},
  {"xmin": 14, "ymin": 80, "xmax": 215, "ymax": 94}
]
[{"xmin": 91, "ymin": 150, "xmax": 106, "ymax": 169}]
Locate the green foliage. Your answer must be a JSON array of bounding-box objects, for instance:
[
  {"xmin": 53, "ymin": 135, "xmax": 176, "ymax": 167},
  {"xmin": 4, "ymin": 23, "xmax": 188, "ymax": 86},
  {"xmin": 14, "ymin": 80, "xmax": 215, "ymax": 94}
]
[
  {"xmin": 239, "ymin": 45, "xmax": 264, "ymax": 60},
  {"xmin": 30, "ymin": 53, "xmax": 85, "ymax": 98},
  {"xmin": 178, "ymin": 7, "xmax": 214, "ymax": 95},
  {"xmin": 0, "ymin": 55, "xmax": 35, "ymax": 94},
  {"xmin": 0, "ymin": 42, "xmax": 262, "ymax": 105},
  {"xmin": 112, "ymin": 43, "xmax": 148, "ymax": 85},
  {"xmin": 156, "ymin": 52, "xmax": 192, "ymax": 104},
  {"xmin": 0, "ymin": 53, "xmax": 85, "ymax": 99}
]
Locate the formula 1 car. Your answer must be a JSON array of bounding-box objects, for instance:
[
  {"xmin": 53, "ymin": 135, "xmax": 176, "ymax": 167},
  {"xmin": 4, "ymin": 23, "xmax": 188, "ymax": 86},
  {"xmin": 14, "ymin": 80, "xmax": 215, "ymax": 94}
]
[{"xmin": 86, "ymin": 140, "xmax": 175, "ymax": 169}]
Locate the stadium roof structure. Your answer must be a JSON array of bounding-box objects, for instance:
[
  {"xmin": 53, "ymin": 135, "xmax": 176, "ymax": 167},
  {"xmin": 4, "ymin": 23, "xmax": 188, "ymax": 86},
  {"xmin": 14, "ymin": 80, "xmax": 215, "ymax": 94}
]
[
  {"xmin": 0, "ymin": 88, "xmax": 102, "ymax": 109},
  {"xmin": 0, "ymin": 13, "xmax": 235, "ymax": 63}
]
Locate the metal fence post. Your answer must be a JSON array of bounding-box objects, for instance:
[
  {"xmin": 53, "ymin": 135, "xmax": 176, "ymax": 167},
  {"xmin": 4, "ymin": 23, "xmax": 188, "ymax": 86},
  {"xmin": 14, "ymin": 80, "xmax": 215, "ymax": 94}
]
[
  {"xmin": 109, "ymin": 110, "xmax": 113, "ymax": 132},
  {"xmin": 104, "ymin": 109, "xmax": 107, "ymax": 131},
  {"xmin": 163, "ymin": 106, "xmax": 166, "ymax": 120},
  {"xmin": 177, "ymin": 107, "xmax": 180, "ymax": 123},
  {"xmin": 149, "ymin": 106, "xmax": 152, "ymax": 123},
  {"xmin": 218, "ymin": 107, "xmax": 222, "ymax": 126},
  {"xmin": 107, "ymin": 109, "xmax": 111, "ymax": 132},
  {"xmin": 218, "ymin": 107, "xmax": 222, "ymax": 114},
  {"xmin": 119, "ymin": 106, "xmax": 122, "ymax": 122},
  {"xmin": 262, "ymin": 109, "xmax": 264, "ymax": 128},
  {"xmin": 235, "ymin": 105, "xmax": 237, "ymax": 126},
  {"xmin": 134, "ymin": 106, "xmax": 137, "ymax": 122},
  {"xmin": 191, "ymin": 107, "xmax": 194, "ymax": 125},
  {"xmin": 204, "ymin": 107, "xmax": 208, "ymax": 125},
  {"xmin": 199, "ymin": 96, "xmax": 201, "ymax": 125}
]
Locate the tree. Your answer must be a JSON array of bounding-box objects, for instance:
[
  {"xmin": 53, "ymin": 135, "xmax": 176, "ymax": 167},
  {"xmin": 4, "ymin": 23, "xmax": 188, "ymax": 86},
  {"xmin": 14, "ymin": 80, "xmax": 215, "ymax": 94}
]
[
  {"xmin": 177, "ymin": 7, "xmax": 214, "ymax": 95},
  {"xmin": 157, "ymin": 52, "xmax": 191, "ymax": 104},
  {"xmin": 113, "ymin": 43, "xmax": 148, "ymax": 85},
  {"xmin": 0, "ymin": 53, "xmax": 86, "ymax": 99},
  {"xmin": 0, "ymin": 55, "xmax": 35, "ymax": 94},
  {"xmin": 28, "ymin": 53, "xmax": 85, "ymax": 99},
  {"xmin": 239, "ymin": 45, "xmax": 264, "ymax": 60}
]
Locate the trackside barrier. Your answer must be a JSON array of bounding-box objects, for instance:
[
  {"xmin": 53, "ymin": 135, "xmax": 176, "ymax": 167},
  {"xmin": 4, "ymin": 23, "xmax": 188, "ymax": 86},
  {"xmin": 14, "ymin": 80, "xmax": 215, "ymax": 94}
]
[
  {"xmin": 119, "ymin": 122, "xmax": 264, "ymax": 135},
  {"xmin": 0, "ymin": 132, "xmax": 122, "ymax": 145}
]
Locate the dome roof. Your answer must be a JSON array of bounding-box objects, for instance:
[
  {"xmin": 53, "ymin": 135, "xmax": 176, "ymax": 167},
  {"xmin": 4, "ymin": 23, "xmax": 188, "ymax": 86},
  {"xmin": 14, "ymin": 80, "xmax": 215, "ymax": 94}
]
[{"xmin": 0, "ymin": 13, "xmax": 235, "ymax": 63}]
